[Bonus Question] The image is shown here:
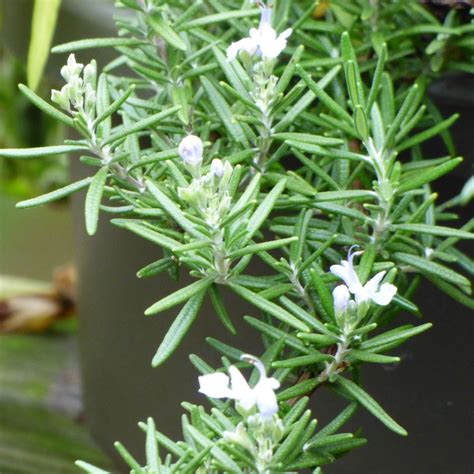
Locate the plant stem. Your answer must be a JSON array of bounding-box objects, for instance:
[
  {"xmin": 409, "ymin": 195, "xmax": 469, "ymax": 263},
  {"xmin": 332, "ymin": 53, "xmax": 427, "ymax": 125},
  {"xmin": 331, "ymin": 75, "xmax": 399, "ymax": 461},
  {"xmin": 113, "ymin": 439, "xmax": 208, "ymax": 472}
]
[
  {"xmin": 366, "ymin": 139, "xmax": 393, "ymax": 247},
  {"xmin": 289, "ymin": 264, "xmax": 316, "ymax": 314},
  {"xmin": 211, "ymin": 226, "xmax": 229, "ymax": 283},
  {"xmin": 88, "ymin": 127, "xmax": 145, "ymax": 192},
  {"xmin": 318, "ymin": 335, "xmax": 350, "ymax": 383}
]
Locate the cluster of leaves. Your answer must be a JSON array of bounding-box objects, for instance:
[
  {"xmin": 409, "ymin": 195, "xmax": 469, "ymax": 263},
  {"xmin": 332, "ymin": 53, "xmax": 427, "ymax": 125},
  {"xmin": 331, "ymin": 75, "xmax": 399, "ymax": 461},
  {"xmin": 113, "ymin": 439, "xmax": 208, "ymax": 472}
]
[
  {"xmin": 77, "ymin": 397, "xmax": 363, "ymax": 474},
  {"xmin": 1, "ymin": 0, "xmax": 473, "ymax": 472}
]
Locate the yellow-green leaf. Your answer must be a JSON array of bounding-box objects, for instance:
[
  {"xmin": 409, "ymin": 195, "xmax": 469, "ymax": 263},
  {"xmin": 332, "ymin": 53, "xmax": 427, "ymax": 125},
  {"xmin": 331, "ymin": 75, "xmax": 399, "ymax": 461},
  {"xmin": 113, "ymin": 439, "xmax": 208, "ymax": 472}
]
[{"xmin": 27, "ymin": 0, "xmax": 62, "ymax": 92}]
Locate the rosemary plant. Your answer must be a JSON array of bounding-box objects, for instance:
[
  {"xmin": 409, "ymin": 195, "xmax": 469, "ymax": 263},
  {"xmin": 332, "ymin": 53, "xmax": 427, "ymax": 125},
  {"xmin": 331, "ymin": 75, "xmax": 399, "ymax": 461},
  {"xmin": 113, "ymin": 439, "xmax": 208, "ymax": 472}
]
[{"xmin": 2, "ymin": 1, "xmax": 473, "ymax": 472}]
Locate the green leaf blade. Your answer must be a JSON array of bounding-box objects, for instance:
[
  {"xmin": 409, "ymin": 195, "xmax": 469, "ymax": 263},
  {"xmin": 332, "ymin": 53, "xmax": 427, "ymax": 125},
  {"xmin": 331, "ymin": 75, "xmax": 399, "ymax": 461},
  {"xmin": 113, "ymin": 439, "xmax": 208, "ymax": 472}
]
[
  {"xmin": 145, "ymin": 418, "xmax": 160, "ymax": 472},
  {"xmin": 152, "ymin": 290, "xmax": 206, "ymax": 367},
  {"xmin": 17, "ymin": 177, "xmax": 93, "ymax": 209},
  {"xmin": 228, "ymin": 237, "xmax": 297, "ymax": 260},
  {"xmin": 113, "ymin": 221, "xmax": 181, "ymax": 251},
  {"xmin": 85, "ymin": 167, "xmax": 109, "ymax": 236},
  {"xmin": 397, "ymin": 157, "xmax": 463, "ymax": 194},
  {"xmin": 297, "ymin": 65, "xmax": 352, "ymax": 124},
  {"xmin": 179, "ymin": 9, "xmax": 259, "ymax": 31},
  {"xmin": 394, "ymin": 223, "xmax": 474, "ymax": 240},
  {"xmin": 19, "ymin": 84, "xmax": 75, "ymax": 127},
  {"xmin": 336, "ymin": 376, "xmax": 408, "ymax": 436},
  {"xmin": 230, "ymin": 284, "xmax": 310, "ymax": 332},
  {"xmin": 0, "ymin": 145, "xmax": 88, "ymax": 159},
  {"xmin": 201, "ymin": 77, "xmax": 248, "ymax": 145},
  {"xmin": 146, "ymin": 180, "xmax": 204, "ymax": 239},
  {"xmin": 103, "ymin": 106, "xmax": 181, "ymax": 146},
  {"xmin": 395, "ymin": 252, "xmax": 471, "ymax": 291},
  {"xmin": 52, "ymin": 37, "xmax": 144, "ymax": 54},
  {"xmin": 244, "ymin": 178, "xmax": 287, "ymax": 245},
  {"xmin": 148, "ymin": 15, "xmax": 187, "ymax": 51},
  {"xmin": 361, "ymin": 323, "xmax": 432, "ymax": 351},
  {"xmin": 145, "ymin": 277, "xmax": 213, "ymax": 316}
]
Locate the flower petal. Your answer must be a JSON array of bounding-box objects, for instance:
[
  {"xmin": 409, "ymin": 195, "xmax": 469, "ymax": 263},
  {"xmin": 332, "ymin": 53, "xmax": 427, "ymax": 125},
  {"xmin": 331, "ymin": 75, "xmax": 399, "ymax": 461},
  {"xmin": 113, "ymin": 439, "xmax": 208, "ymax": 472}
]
[
  {"xmin": 227, "ymin": 42, "xmax": 240, "ymax": 61},
  {"xmin": 268, "ymin": 377, "xmax": 281, "ymax": 390},
  {"xmin": 280, "ymin": 28, "xmax": 293, "ymax": 40},
  {"xmin": 238, "ymin": 392, "xmax": 257, "ymax": 412},
  {"xmin": 364, "ymin": 271, "xmax": 386, "ymax": 296},
  {"xmin": 371, "ymin": 283, "xmax": 397, "ymax": 306},
  {"xmin": 230, "ymin": 365, "xmax": 256, "ymax": 411},
  {"xmin": 330, "ymin": 261, "xmax": 360, "ymax": 292},
  {"xmin": 255, "ymin": 379, "xmax": 279, "ymax": 419},
  {"xmin": 330, "ymin": 263, "xmax": 349, "ymax": 281},
  {"xmin": 259, "ymin": 23, "xmax": 278, "ymax": 41},
  {"xmin": 227, "ymin": 37, "xmax": 258, "ymax": 61},
  {"xmin": 333, "ymin": 285, "xmax": 350, "ymax": 314},
  {"xmin": 198, "ymin": 373, "xmax": 232, "ymax": 398},
  {"xmin": 229, "ymin": 366, "xmax": 252, "ymax": 400},
  {"xmin": 249, "ymin": 28, "xmax": 260, "ymax": 41},
  {"xmin": 259, "ymin": 25, "xmax": 289, "ymax": 59},
  {"xmin": 259, "ymin": 6, "xmax": 273, "ymax": 29}
]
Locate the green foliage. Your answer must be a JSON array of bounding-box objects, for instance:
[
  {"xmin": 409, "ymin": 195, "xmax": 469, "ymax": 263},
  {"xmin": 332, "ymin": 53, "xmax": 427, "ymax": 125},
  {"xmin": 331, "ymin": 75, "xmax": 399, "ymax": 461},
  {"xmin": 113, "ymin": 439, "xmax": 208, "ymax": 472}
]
[
  {"xmin": 3, "ymin": 0, "xmax": 473, "ymax": 472},
  {"xmin": 0, "ymin": 51, "xmax": 68, "ymax": 200}
]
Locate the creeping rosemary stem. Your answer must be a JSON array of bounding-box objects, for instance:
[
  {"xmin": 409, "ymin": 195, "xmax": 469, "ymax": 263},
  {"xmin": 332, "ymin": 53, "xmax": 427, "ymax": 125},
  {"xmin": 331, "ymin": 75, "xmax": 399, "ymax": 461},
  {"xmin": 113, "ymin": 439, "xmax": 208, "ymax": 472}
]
[
  {"xmin": 366, "ymin": 140, "xmax": 393, "ymax": 246},
  {"xmin": 212, "ymin": 227, "xmax": 229, "ymax": 284},
  {"xmin": 88, "ymin": 125, "xmax": 145, "ymax": 192},
  {"xmin": 252, "ymin": 66, "xmax": 276, "ymax": 171},
  {"xmin": 318, "ymin": 335, "xmax": 350, "ymax": 383},
  {"xmin": 289, "ymin": 264, "xmax": 316, "ymax": 314}
]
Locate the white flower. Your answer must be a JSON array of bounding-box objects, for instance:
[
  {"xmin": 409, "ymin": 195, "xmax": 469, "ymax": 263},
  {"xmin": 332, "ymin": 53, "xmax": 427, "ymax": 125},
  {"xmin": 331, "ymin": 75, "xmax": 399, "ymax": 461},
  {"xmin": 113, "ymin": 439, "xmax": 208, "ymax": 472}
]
[
  {"xmin": 258, "ymin": 23, "xmax": 292, "ymax": 60},
  {"xmin": 227, "ymin": 2, "xmax": 292, "ymax": 61},
  {"xmin": 198, "ymin": 355, "xmax": 280, "ymax": 419},
  {"xmin": 178, "ymin": 135, "xmax": 203, "ymax": 166},
  {"xmin": 330, "ymin": 246, "xmax": 397, "ymax": 307}
]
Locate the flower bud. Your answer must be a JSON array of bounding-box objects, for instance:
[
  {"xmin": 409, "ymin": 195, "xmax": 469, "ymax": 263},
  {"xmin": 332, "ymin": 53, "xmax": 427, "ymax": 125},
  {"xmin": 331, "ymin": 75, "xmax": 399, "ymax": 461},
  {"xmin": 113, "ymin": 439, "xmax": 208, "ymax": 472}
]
[
  {"xmin": 66, "ymin": 76, "xmax": 84, "ymax": 108},
  {"xmin": 60, "ymin": 66, "xmax": 71, "ymax": 83},
  {"xmin": 84, "ymin": 84, "xmax": 96, "ymax": 116},
  {"xmin": 220, "ymin": 161, "xmax": 233, "ymax": 187},
  {"xmin": 272, "ymin": 417, "xmax": 285, "ymax": 443},
  {"xmin": 61, "ymin": 54, "xmax": 83, "ymax": 82},
  {"xmin": 51, "ymin": 89, "xmax": 70, "ymax": 111},
  {"xmin": 333, "ymin": 285, "xmax": 350, "ymax": 316},
  {"xmin": 178, "ymin": 135, "xmax": 203, "ymax": 166},
  {"xmin": 217, "ymin": 195, "xmax": 232, "ymax": 220},
  {"xmin": 210, "ymin": 159, "xmax": 225, "ymax": 178},
  {"xmin": 84, "ymin": 60, "xmax": 97, "ymax": 89},
  {"xmin": 68, "ymin": 54, "xmax": 83, "ymax": 73},
  {"xmin": 223, "ymin": 423, "xmax": 254, "ymax": 452}
]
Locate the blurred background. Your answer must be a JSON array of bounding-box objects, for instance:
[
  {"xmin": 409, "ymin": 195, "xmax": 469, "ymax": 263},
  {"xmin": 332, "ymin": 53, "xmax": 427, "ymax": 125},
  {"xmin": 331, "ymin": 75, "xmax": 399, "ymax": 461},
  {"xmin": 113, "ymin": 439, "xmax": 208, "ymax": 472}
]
[
  {"xmin": 0, "ymin": 0, "xmax": 116, "ymax": 472},
  {"xmin": 0, "ymin": 1, "xmax": 472, "ymax": 473}
]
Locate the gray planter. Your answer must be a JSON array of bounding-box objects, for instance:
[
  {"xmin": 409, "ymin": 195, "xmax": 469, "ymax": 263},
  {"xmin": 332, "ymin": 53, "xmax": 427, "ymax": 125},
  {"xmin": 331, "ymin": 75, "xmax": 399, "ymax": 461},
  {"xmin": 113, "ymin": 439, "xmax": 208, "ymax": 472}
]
[{"xmin": 71, "ymin": 91, "xmax": 473, "ymax": 473}]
